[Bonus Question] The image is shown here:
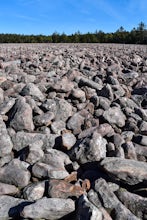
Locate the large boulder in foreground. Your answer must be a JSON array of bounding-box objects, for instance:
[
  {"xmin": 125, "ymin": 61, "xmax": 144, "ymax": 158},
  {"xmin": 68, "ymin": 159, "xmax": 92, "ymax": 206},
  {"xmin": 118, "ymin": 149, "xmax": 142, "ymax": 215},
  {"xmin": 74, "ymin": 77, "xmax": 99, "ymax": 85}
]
[
  {"xmin": 101, "ymin": 157, "xmax": 147, "ymax": 185},
  {"xmin": 21, "ymin": 197, "xmax": 75, "ymax": 219}
]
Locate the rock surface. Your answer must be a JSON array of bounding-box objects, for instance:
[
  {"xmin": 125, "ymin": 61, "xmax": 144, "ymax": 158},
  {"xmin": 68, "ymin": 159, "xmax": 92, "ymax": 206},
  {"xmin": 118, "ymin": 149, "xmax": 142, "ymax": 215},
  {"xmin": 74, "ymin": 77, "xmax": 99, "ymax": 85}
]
[
  {"xmin": 0, "ymin": 43, "xmax": 146, "ymax": 219},
  {"xmin": 21, "ymin": 197, "xmax": 75, "ymax": 219}
]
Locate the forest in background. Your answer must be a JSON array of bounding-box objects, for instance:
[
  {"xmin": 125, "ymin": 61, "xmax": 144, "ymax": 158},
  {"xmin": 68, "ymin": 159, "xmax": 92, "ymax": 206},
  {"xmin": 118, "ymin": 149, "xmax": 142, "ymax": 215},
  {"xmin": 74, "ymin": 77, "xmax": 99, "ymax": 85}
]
[{"xmin": 0, "ymin": 22, "xmax": 146, "ymax": 44}]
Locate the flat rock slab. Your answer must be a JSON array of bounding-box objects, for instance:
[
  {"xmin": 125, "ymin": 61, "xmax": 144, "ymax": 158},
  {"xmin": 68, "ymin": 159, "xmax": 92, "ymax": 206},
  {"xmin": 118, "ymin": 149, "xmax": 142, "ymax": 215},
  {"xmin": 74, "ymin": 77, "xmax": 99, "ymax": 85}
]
[
  {"xmin": 101, "ymin": 157, "xmax": 147, "ymax": 185},
  {"xmin": 21, "ymin": 197, "xmax": 75, "ymax": 219}
]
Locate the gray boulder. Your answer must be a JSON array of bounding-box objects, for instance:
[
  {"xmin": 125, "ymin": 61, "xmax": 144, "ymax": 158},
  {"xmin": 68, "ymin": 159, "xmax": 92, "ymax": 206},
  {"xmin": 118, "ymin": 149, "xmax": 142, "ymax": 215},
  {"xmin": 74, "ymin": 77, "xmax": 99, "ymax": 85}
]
[
  {"xmin": 21, "ymin": 197, "xmax": 75, "ymax": 219},
  {"xmin": 0, "ymin": 159, "xmax": 31, "ymax": 188},
  {"xmin": 101, "ymin": 157, "xmax": 147, "ymax": 185},
  {"xmin": 0, "ymin": 116, "xmax": 13, "ymax": 157},
  {"xmin": 9, "ymin": 97, "xmax": 34, "ymax": 131}
]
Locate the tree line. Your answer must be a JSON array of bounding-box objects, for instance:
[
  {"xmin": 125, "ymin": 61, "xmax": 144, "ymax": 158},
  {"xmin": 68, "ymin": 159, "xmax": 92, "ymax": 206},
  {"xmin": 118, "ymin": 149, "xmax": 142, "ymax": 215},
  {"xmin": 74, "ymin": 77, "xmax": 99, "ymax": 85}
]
[{"xmin": 0, "ymin": 22, "xmax": 146, "ymax": 44}]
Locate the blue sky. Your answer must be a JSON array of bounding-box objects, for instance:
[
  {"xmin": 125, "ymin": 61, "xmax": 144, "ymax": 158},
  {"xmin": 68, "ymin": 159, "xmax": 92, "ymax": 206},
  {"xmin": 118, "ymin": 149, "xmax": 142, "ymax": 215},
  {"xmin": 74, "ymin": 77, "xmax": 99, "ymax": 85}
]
[{"xmin": 0, "ymin": 0, "xmax": 146, "ymax": 35}]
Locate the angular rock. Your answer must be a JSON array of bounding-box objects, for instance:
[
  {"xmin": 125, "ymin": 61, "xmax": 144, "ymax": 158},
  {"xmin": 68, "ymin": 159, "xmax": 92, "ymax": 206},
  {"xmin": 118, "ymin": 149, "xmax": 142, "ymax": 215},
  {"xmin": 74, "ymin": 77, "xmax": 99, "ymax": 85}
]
[
  {"xmin": 0, "ymin": 195, "xmax": 30, "ymax": 219},
  {"xmin": 62, "ymin": 132, "xmax": 76, "ymax": 150},
  {"xmin": 97, "ymin": 123, "xmax": 114, "ymax": 137},
  {"xmin": 71, "ymin": 88, "xmax": 86, "ymax": 102},
  {"xmin": 77, "ymin": 195, "xmax": 103, "ymax": 220},
  {"xmin": 87, "ymin": 131, "xmax": 107, "ymax": 162},
  {"xmin": 116, "ymin": 189, "xmax": 147, "ymax": 219},
  {"xmin": 76, "ymin": 76, "xmax": 103, "ymax": 91},
  {"xmin": 69, "ymin": 131, "xmax": 107, "ymax": 164},
  {"xmin": 12, "ymin": 131, "xmax": 48, "ymax": 151},
  {"xmin": 33, "ymin": 111, "xmax": 55, "ymax": 127},
  {"xmin": 55, "ymin": 98, "xmax": 73, "ymax": 122},
  {"xmin": 26, "ymin": 140, "xmax": 44, "ymax": 165},
  {"xmin": 0, "ymin": 116, "xmax": 13, "ymax": 157},
  {"xmin": 48, "ymin": 179, "xmax": 84, "ymax": 199},
  {"xmin": 0, "ymin": 97, "xmax": 15, "ymax": 115},
  {"xmin": 0, "ymin": 87, "xmax": 4, "ymax": 104},
  {"xmin": 51, "ymin": 120, "xmax": 66, "ymax": 134},
  {"xmin": 103, "ymin": 107, "xmax": 126, "ymax": 127},
  {"xmin": 32, "ymin": 162, "xmax": 69, "ymax": 179},
  {"xmin": 88, "ymin": 189, "xmax": 113, "ymax": 220},
  {"xmin": 67, "ymin": 112, "xmax": 85, "ymax": 135},
  {"xmin": 23, "ymin": 181, "xmax": 45, "ymax": 201},
  {"xmin": 0, "ymin": 182, "xmax": 19, "ymax": 195},
  {"xmin": 94, "ymin": 178, "xmax": 120, "ymax": 210},
  {"xmin": 20, "ymin": 82, "xmax": 45, "ymax": 101},
  {"xmin": 43, "ymin": 148, "xmax": 72, "ymax": 168},
  {"xmin": 101, "ymin": 157, "xmax": 147, "ymax": 185},
  {"xmin": 21, "ymin": 197, "xmax": 75, "ymax": 219},
  {"xmin": 9, "ymin": 97, "xmax": 34, "ymax": 131},
  {"xmin": 0, "ymin": 159, "xmax": 31, "ymax": 188},
  {"xmin": 94, "ymin": 179, "xmax": 139, "ymax": 220}
]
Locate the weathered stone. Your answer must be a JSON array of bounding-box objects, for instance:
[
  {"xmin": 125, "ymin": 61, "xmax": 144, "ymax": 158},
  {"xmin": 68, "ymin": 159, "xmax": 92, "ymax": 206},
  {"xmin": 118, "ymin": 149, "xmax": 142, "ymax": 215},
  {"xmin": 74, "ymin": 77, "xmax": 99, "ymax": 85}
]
[
  {"xmin": 0, "ymin": 116, "xmax": 13, "ymax": 157},
  {"xmin": 0, "ymin": 88, "xmax": 4, "ymax": 104},
  {"xmin": 0, "ymin": 182, "xmax": 19, "ymax": 195},
  {"xmin": 122, "ymin": 141, "xmax": 137, "ymax": 160},
  {"xmin": 86, "ymin": 131, "xmax": 107, "ymax": 162},
  {"xmin": 23, "ymin": 181, "xmax": 45, "ymax": 201},
  {"xmin": 97, "ymin": 123, "xmax": 114, "ymax": 137},
  {"xmin": 101, "ymin": 157, "xmax": 147, "ymax": 185},
  {"xmin": 12, "ymin": 131, "xmax": 48, "ymax": 151},
  {"xmin": 50, "ymin": 77, "xmax": 74, "ymax": 92},
  {"xmin": 94, "ymin": 179, "xmax": 139, "ymax": 219},
  {"xmin": 32, "ymin": 162, "xmax": 69, "ymax": 179},
  {"xmin": 103, "ymin": 107, "xmax": 126, "ymax": 127},
  {"xmin": 41, "ymin": 98, "xmax": 57, "ymax": 112},
  {"xmin": 21, "ymin": 197, "xmax": 75, "ymax": 219},
  {"xmin": 43, "ymin": 148, "xmax": 72, "ymax": 168},
  {"xmin": 0, "ymin": 154, "xmax": 13, "ymax": 168},
  {"xmin": 55, "ymin": 98, "xmax": 73, "ymax": 122},
  {"xmin": 99, "ymin": 96, "xmax": 111, "ymax": 110},
  {"xmin": 116, "ymin": 189, "xmax": 147, "ymax": 219},
  {"xmin": 51, "ymin": 120, "xmax": 66, "ymax": 134},
  {"xmin": 62, "ymin": 132, "xmax": 76, "ymax": 150},
  {"xmin": 94, "ymin": 178, "xmax": 119, "ymax": 209},
  {"xmin": 67, "ymin": 112, "xmax": 85, "ymax": 135},
  {"xmin": 48, "ymin": 179, "xmax": 84, "ymax": 199},
  {"xmin": 20, "ymin": 82, "xmax": 45, "ymax": 101},
  {"xmin": 0, "ymin": 159, "xmax": 31, "ymax": 188},
  {"xmin": 26, "ymin": 140, "xmax": 44, "ymax": 165},
  {"xmin": 71, "ymin": 88, "xmax": 86, "ymax": 102},
  {"xmin": 77, "ymin": 195, "xmax": 103, "ymax": 220},
  {"xmin": 33, "ymin": 111, "xmax": 55, "ymax": 127},
  {"xmin": 88, "ymin": 189, "xmax": 113, "ymax": 220},
  {"xmin": 0, "ymin": 97, "xmax": 15, "ymax": 115},
  {"xmin": 0, "ymin": 195, "xmax": 30, "ymax": 219},
  {"xmin": 76, "ymin": 76, "xmax": 103, "ymax": 91},
  {"xmin": 69, "ymin": 131, "xmax": 107, "ymax": 164},
  {"xmin": 139, "ymin": 120, "xmax": 147, "ymax": 134},
  {"xmin": 9, "ymin": 97, "xmax": 34, "ymax": 131}
]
